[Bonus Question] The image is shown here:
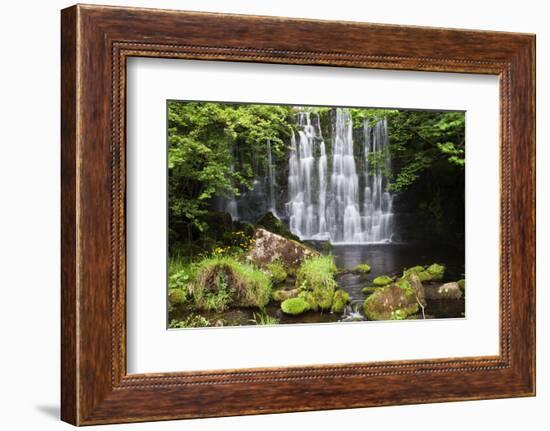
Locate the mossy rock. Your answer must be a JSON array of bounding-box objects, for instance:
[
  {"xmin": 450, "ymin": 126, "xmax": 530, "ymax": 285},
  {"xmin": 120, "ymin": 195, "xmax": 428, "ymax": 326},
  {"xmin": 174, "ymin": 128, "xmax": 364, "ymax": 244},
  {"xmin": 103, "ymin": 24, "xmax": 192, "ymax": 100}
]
[
  {"xmin": 168, "ymin": 288, "xmax": 187, "ymax": 306},
  {"xmin": 296, "ymin": 256, "xmax": 338, "ymax": 311},
  {"xmin": 373, "ymin": 275, "xmax": 393, "ymax": 286},
  {"xmin": 363, "ymin": 284, "xmax": 419, "ymax": 321},
  {"xmin": 192, "ymin": 256, "xmax": 272, "ymax": 310},
  {"xmin": 255, "ymin": 212, "xmax": 299, "ymax": 241},
  {"xmin": 281, "ymin": 297, "xmax": 310, "ymax": 315},
  {"xmin": 331, "ymin": 289, "xmax": 350, "ymax": 313},
  {"xmin": 272, "ymin": 288, "xmax": 299, "ymax": 302},
  {"xmin": 248, "ymin": 228, "xmax": 319, "ymax": 270},
  {"xmin": 457, "ymin": 279, "xmax": 466, "ymax": 291},
  {"xmin": 403, "ymin": 263, "xmax": 445, "ymax": 282},
  {"xmin": 353, "ymin": 264, "xmax": 371, "ymax": 274}
]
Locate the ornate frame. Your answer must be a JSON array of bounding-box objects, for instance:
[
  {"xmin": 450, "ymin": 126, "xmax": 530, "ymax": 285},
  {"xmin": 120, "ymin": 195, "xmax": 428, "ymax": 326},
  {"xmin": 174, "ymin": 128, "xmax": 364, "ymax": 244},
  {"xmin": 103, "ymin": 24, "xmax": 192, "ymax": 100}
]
[{"xmin": 61, "ymin": 4, "xmax": 535, "ymax": 425}]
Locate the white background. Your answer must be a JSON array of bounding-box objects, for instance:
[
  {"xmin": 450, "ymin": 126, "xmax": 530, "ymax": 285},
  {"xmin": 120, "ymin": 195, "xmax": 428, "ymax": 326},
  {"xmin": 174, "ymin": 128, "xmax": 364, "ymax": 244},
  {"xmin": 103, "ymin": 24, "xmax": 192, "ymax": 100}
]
[
  {"xmin": 0, "ymin": 0, "xmax": 547, "ymax": 430},
  {"xmin": 127, "ymin": 59, "xmax": 500, "ymax": 373}
]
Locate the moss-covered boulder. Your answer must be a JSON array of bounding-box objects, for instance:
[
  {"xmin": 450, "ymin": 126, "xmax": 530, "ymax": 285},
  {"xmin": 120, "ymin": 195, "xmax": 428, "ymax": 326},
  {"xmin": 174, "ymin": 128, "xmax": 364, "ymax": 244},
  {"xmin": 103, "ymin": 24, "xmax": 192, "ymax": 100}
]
[
  {"xmin": 296, "ymin": 256, "xmax": 338, "ymax": 311},
  {"xmin": 168, "ymin": 288, "xmax": 187, "ymax": 306},
  {"xmin": 248, "ymin": 228, "xmax": 319, "ymax": 270},
  {"xmin": 255, "ymin": 212, "xmax": 300, "ymax": 241},
  {"xmin": 331, "ymin": 289, "xmax": 351, "ymax": 313},
  {"xmin": 373, "ymin": 275, "xmax": 393, "ymax": 286},
  {"xmin": 272, "ymin": 288, "xmax": 299, "ymax": 302},
  {"xmin": 353, "ymin": 264, "xmax": 371, "ymax": 274},
  {"xmin": 363, "ymin": 274, "xmax": 425, "ymax": 321},
  {"xmin": 192, "ymin": 256, "xmax": 272, "ymax": 311},
  {"xmin": 281, "ymin": 297, "xmax": 310, "ymax": 315},
  {"xmin": 457, "ymin": 279, "xmax": 466, "ymax": 291},
  {"xmin": 403, "ymin": 263, "xmax": 446, "ymax": 282}
]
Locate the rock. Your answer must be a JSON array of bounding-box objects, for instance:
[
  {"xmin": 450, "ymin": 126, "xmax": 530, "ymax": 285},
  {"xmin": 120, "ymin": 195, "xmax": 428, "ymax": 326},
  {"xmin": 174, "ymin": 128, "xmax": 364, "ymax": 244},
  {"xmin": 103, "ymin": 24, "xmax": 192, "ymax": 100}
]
[
  {"xmin": 403, "ymin": 263, "xmax": 445, "ymax": 282},
  {"xmin": 281, "ymin": 297, "xmax": 310, "ymax": 315},
  {"xmin": 363, "ymin": 274, "xmax": 425, "ymax": 321},
  {"xmin": 331, "ymin": 289, "xmax": 350, "ymax": 313},
  {"xmin": 353, "ymin": 264, "xmax": 371, "ymax": 273},
  {"xmin": 457, "ymin": 279, "xmax": 466, "ymax": 291},
  {"xmin": 373, "ymin": 275, "xmax": 393, "ymax": 286},
  {"xmin": 248, "ymin": 228, "xmax": 319, "ymax": 270},
  {"xmin": 272, "ymin": 288, "xmax": 299, "ymax": 302},
  {"xmin": 255, "ymin": 212, "xmax": 300, "ymax": 241},
  {"xmin": 425, "ymin": 282, "xmax": 463, "ymax": 300}
]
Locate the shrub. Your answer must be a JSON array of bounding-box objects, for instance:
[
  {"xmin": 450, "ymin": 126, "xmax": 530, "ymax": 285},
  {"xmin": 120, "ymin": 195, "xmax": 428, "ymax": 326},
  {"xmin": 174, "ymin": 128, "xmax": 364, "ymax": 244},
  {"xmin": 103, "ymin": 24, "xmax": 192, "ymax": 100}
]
[
  {"xmin": 168, "ymin": 288, "xmax": 187, "ymax": 306},
  {"xmin": 281, "ymin": 297, "xmax": 310, "ymax": 315}
]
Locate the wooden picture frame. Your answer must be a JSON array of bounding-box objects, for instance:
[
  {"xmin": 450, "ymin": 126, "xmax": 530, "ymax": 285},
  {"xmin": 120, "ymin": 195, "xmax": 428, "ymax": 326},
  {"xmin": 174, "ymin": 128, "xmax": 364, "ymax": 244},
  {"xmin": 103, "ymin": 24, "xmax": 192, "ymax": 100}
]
[{"xmin": 61, "ymin": 4, "xmax": 535, "ymax": 425}]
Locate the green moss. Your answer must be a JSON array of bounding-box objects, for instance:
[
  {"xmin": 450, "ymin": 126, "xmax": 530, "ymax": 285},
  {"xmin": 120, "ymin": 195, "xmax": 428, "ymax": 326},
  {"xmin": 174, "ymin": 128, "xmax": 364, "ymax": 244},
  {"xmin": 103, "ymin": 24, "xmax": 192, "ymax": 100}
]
[
  {"xmin": 353, "ymin": 264, "xmax": 371, "ymax": 273},
  {"xmin": 281, "ymin": 297, "xmax": 310, "ymax": 315},
  {"xmin": 457, "ymin": 279, "xmax": 466, "ymax": 290},
  {"xmin": 390, "ymin": 309, "xmax": 408, "ymax": 320},
  {"xmin": 192, "ymin": 256, "xmax": 272, "ymax": 311},
  {"xmin": 272, "ymin": 288, "xmax": 299, "ymax": 302},
  {"xmin": 331, "ymin": 289, "xmax": 350, "ymax": 313},
  {"xmin": 266, "ymin": 260, "xmax": 288, "ymax": 285},
  {"xmin": 296, "ymin": 256, "xmax": 338, "ymax": 310},
  {"xmin": 168, "ymin": 288, "xmax": 187, "ymax": 306},
  {"xmin": 426, "ymin": 263, "xmax": 445, "ymax": 280},
  {"xmin": 373, "ymin": 275, "xmax": 393, "ymax": 286},
  {"xmin": 403, "ymin": 263, "xmax": 445, "ymax": 282}
]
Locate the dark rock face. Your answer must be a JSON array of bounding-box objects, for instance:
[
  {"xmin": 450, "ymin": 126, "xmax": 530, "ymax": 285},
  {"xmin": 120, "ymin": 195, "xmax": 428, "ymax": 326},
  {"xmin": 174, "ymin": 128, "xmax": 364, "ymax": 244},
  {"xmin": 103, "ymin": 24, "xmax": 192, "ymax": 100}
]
[
  {"xmin": 247, "ymin": 228, "xmax": 319, "ymax": 269},
  {"xmin": 255, "ymin": 212, "xmax": 299, "ymax": 241}
]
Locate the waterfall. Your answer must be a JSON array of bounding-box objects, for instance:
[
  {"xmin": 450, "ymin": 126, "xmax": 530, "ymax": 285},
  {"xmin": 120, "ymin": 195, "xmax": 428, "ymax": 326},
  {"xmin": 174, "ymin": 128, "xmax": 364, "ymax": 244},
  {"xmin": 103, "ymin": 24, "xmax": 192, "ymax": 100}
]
[
  {"xmin": 266, "ymin": 140, "xmax": 277, "ymax": 216},
  {"xmin": 287, "ymin": 108, "xmax": 395, "ymax": 244}
]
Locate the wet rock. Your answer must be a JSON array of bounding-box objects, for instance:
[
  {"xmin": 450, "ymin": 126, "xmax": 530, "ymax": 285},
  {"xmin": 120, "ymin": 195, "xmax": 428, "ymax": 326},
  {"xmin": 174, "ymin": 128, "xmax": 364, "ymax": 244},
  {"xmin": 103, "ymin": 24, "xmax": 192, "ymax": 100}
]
[
  {"xmin": 363, "ymin": 274, "xmax": 425, "ymax": 321},
  {"xmin": 272, "ymin": 288, "xmax": 299, "ymax": 302},
  {"xmin": 425, "ymin": 282, "xmax": 463, "ymax": 300},
  {"xmin": 248, "ymin": 228, "xmax": 319, "ymax": 269}
]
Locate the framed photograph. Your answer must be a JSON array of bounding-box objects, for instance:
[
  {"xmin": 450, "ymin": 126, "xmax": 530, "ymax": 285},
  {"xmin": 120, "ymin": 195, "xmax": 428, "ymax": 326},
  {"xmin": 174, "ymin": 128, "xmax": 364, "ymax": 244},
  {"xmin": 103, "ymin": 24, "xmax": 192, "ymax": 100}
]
[{"xmin": 61, "ymin": 4, "xmax": 535, "ymax": 425}]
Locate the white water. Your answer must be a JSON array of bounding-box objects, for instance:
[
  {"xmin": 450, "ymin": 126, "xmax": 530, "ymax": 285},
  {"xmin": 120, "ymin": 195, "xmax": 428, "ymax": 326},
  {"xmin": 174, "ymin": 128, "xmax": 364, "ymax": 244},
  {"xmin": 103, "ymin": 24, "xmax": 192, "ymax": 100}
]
[{"xmin": 287, "ymin": 108, "xmax": 394, "ymax": 244}]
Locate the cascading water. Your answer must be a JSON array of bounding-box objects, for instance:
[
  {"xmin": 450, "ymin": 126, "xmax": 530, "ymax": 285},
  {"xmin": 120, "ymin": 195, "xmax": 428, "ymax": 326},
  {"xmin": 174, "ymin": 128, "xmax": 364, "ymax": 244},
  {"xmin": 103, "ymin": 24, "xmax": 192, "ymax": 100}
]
[{"xmin": 287, "ymin": 108, "xmax": 395, "ymax": 244}]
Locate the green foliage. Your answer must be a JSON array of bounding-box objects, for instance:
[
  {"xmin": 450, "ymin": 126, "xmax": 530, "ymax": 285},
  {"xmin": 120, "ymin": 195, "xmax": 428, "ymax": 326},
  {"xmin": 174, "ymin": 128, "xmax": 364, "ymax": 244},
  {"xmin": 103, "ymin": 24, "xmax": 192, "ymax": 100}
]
[
  {"xmin": 295, "ymin": 256, "xmax": 338, "ymax": 311},
  {"xmin": 251, "ymin": 311, "xmax": 279, "ymax": 325},
  {"xmin": 457, "ymin": 279, "xmax": 466, "ymax": 290},
  {"xmin": 169, "ymin": 315, "xmax": 211, "ymax": 328},
  {"xmin": 168, "ymin": 101, "xmax": 294, "ymax": 241},
  {"xmin": 353, "ymin": 263, "xmax": 371, "ymax": 273},
  {"xmin": 168, "ymin": 288, "xmax": 187, "ymax": 306},
  {"xmin": 281, "ymin": 297, "xmax": 310, "ymax": 315},
  {"xmin": 266, "ymin": 260, "xmax": 288, "ymax": 285},
  {"xmin": 373, "ymin": 275, "xmax": 393, "ymax": 286}
]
